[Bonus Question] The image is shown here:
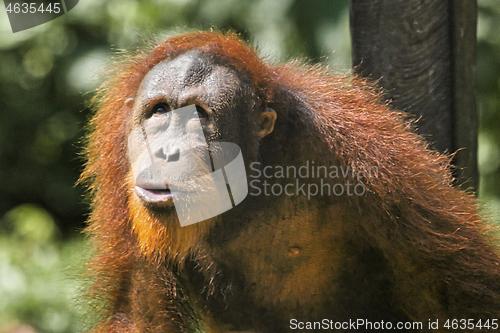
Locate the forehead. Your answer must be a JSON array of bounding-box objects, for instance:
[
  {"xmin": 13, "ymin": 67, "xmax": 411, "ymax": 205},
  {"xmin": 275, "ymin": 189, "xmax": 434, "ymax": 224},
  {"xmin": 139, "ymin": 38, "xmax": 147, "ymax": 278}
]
[{"xmin": 137, "ymin": 50, "xmax": 245, "ymax": 99}]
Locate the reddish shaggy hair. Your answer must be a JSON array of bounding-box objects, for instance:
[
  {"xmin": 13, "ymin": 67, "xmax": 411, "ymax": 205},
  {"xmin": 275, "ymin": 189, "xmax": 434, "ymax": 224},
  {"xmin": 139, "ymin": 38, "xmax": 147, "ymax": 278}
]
[{"xmin": 81, "ymin": 31, "xmax": 500, "ymax": 331}]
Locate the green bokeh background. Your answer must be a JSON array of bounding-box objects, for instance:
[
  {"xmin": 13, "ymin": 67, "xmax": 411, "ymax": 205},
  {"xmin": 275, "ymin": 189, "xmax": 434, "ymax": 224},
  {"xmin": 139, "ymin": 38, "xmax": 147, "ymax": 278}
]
[{"xmin": 0, "ymin": 1, "xmax": 498, "ymax": 332}]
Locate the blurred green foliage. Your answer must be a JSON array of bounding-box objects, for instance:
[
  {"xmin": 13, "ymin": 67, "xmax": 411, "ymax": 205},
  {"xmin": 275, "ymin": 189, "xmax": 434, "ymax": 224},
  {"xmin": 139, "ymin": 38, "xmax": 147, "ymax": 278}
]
[
  {"xmin": 0, "ymin": 204, "xmax": 86, "ymax": 333},
  {"xmin": 0, "ymin": 0, "xmax": 499, "ymax": 332},
  {"xmin": 478, "ymin": 0, "xmax": 500, "ymax": 215}
]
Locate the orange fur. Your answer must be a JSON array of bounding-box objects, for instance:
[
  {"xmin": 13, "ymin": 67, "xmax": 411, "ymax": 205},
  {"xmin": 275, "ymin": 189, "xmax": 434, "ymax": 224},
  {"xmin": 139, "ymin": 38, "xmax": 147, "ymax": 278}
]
[{"xmin": 81, "ymin": 31, "xmax": 500, "ymax": 332}]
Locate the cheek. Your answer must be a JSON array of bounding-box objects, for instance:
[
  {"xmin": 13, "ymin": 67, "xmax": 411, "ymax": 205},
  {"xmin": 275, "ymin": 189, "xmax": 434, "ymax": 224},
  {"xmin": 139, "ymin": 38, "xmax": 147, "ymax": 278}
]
[
  {"xmin": 204, "ymin": 123, "xmax": 218, "ymax": 140},
  {"xmin": 211, "ymin": 113, "xmax": 252, "ymax": 147}
]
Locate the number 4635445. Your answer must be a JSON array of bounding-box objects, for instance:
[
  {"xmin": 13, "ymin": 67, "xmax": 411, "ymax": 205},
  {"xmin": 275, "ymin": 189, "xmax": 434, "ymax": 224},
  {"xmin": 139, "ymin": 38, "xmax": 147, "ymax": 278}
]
[{"xmin": 6, "ymin": 2, "xmax": 61, "ymax": 14}]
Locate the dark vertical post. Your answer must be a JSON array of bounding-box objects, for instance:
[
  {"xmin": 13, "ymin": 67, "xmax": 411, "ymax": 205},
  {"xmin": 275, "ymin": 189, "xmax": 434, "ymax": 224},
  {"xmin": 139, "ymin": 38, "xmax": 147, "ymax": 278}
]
[
  {"xmin": 451, "ymin": 0, "xmax": 478, "ymax": 191},
  {"xmin": 349, "ymin": 0, "xmax": 478, "ymax": 191}
]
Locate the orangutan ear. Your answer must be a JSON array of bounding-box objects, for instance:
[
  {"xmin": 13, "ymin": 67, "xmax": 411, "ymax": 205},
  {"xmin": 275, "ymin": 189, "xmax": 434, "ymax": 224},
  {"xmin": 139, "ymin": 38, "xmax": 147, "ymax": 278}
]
[{"xmin": 257, "ymin": 107, "xmax": 277, "ymax": 139}]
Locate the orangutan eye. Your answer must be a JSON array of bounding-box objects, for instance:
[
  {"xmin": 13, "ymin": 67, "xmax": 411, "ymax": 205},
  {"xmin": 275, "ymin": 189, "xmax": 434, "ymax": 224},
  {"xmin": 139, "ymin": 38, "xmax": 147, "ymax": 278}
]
[
  {"xmin": 192, "ymin": 105, "xmax": 208, "ymax": 119},
  {"xmin": 152, "ymin": 103, "xmax": 170, "ymax": 115}
]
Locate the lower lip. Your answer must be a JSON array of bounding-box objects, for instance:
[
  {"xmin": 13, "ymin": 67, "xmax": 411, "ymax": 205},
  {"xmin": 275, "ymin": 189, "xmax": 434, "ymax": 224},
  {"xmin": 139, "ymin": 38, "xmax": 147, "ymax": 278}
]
[{"xmin": 134, "ymin": 186, "xmax": 177, "ymax": 205}]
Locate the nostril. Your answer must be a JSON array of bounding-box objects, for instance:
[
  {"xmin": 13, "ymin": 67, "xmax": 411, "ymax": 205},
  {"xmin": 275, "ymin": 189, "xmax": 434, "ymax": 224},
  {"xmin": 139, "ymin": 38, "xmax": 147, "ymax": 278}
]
[
  {"xmin": 154, "ymin": 148, "xmax": 167, "ymax": 160},
  {"xmin": 167, "ymin": 148, "xmax": 180, "ymax": 162}
]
